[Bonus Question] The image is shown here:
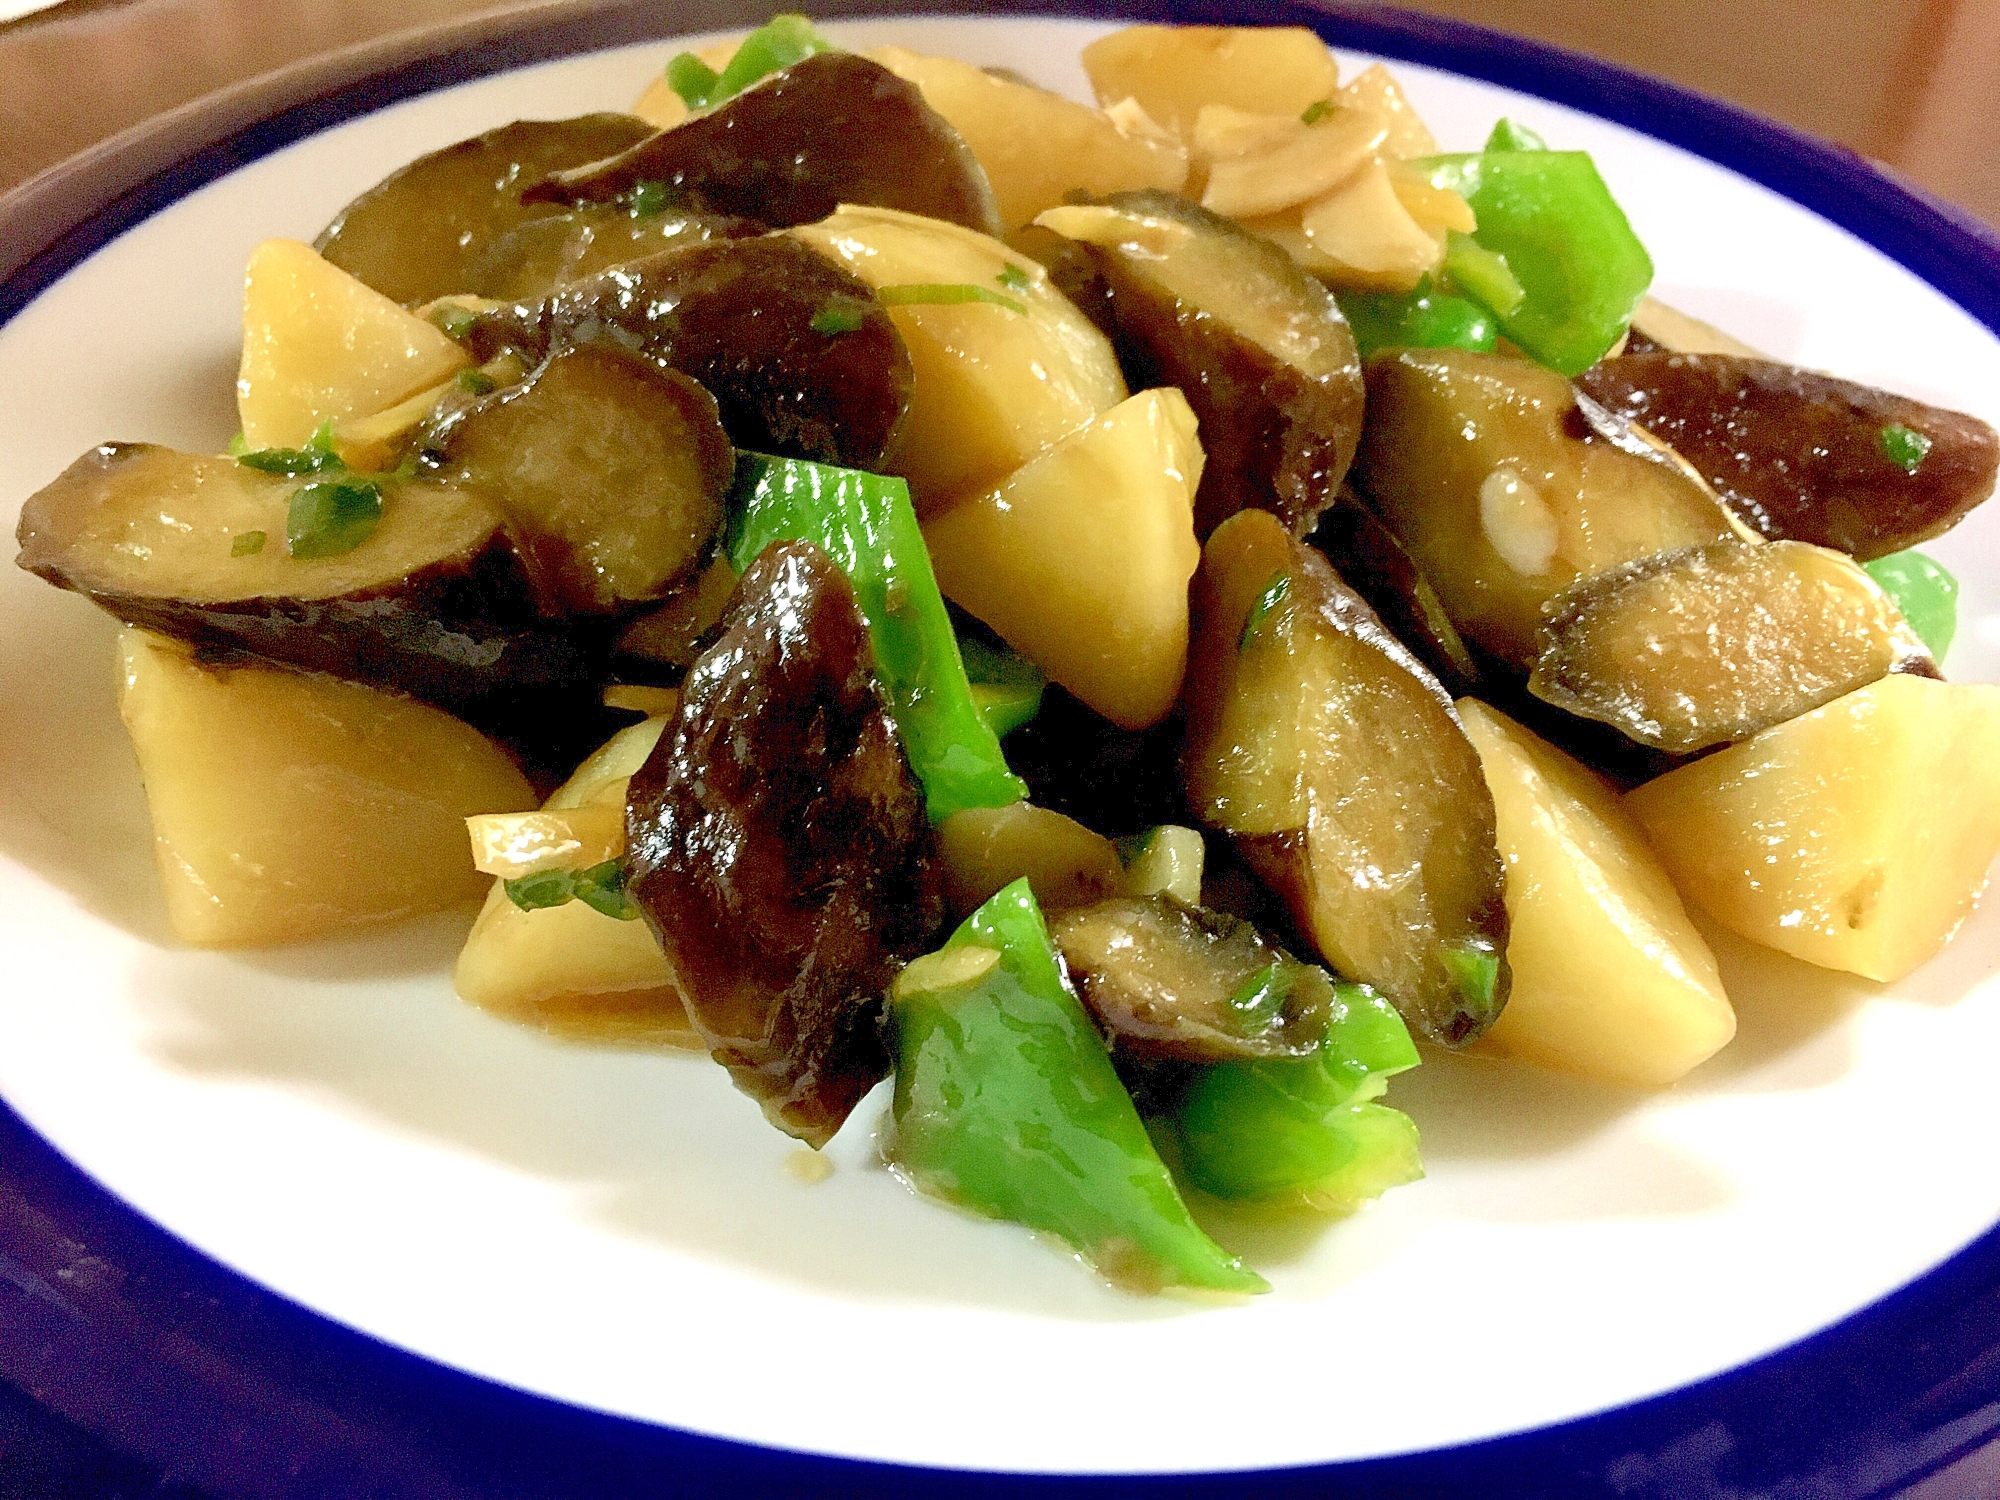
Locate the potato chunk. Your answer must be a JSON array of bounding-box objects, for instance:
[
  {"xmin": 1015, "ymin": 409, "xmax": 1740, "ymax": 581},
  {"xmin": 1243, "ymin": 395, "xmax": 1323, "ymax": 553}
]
[
  {"xmin": 923, "ymin": 388, "xmax": 1203, "ymax": 729},
  {"xmin": 237, "ymin": 239, "xmax": 469, "ymax": 452},
  {"xmin": 454, "ymin": 716, "xmax": 698, "ymax": 1046},
  {"xmin": 789, "ymin": 205, "xmax": 1126, "ymax": 512},
  {"xmin": 1079, "ymin": 25, "xmax": 1342, "ymax": 140},
  {"xmin": 1626, "ymin": 677, "xmax": 2000, "ymax": 982},
  {"xmin": 870, "ymin": 46, "xmax": 1187, "ymax": 230},
  {"xmin": 117, "ymin": 629, "xmax": 534, "ymax": 947},
  {"xmin": 1458, "ymin": 701, "xmax": 1734, "ymax": 1086}
]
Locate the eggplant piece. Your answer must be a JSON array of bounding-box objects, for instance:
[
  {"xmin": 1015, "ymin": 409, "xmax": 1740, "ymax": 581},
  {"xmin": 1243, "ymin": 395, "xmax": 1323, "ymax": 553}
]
[
  {"xmin": 1036, "ymin": 191, "xmax": 1365, "ymax": 539},
  {"xmin": 465, "ymin": 205, "xmax": 760, "ymax": 301},
  {"xmin": 1183, "ymin": 508, "xmax": 1509, "ymax": 1046},
  {"xmin": 625, "ymin": 541, "xmax": 947, "ymax": 1145},
  {"xmin": 315, "ymin": 114, "xmax": 656, "ymax": 306},
  {"xmin": 1051, "ymin": 894, "xmax": 1333, "ymax": 1063},
  {"xmin": 1308, "ymin": 489, "xmax": 1479, "ymax": 695},
  {"xmin": 615, "ymin": 554, "xmax": 739, "ymax": 670},
  {"xmin": 475, "ymin": 238, "xmax": 911, "ymax": 471},
  {"xmin": 425, "ymin": 344, "xmax": 734, "ymax": 615},
  {"xmin": 16, "ymin": 444, "xmax": 606, "ymax": 752},
  {"xmin": 1575, "ymin": 352, "xmax": 1999, "ymax": 559},
  {"xmin": 1529, "ymin": 537, "xmax": 1935, "ymax": 755},
  {"xmin": 524, "ymin": 52, "xmax": 1003, "ymax": 237},
  {"xmin": 1349, "ymin": 346, "xmax": 1746, "ymax": 672}
]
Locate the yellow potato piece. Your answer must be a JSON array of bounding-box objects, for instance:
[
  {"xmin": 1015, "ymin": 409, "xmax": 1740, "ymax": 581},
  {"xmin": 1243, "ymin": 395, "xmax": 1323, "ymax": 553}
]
[
  {"xmin": 1626, "ymin": 676, "xmax": 2000, "ymax": 983},
  {"xmin": 923, "ymin": 387, "xmax": 1203, "ymax": 730},
  {"xmin": 1340, "ymin": 64, "xmax": 1438, "ymax": 159},
  {"xmin": 937, "ymin": 803, "xmax": 1122, "ymax": 918},
  {"xmin": 1298, "ymin": 158, "xmax": 1443, "ymax": 290},
  {"xmin": 465, "ymin": 804, "xmax": 626, "ymax": 879},
  {"xmin": 789, "ymin": 205, "xmax": 1126, "ymax": 514},
  {"xmin": 116, "ymin": 629, "xmax": 534, "ymax": 947},
  {"xmin": 237, "ymin": 238, "xmax": 469, "ymax": 452},
  {"xmin": 1080, "ymin": 25, "xmax": 1342, "ymax": 140},
  {"xmin": 454, "ymin": 715, "xmax": 697, "ymax": 1047},
  {"xmin": 870, "ymin": 46, "xmax": 1187, "ymax": 230},
  {"xmin": 1196, "ymin": 104, "xmax": 1385, "ymax": 219},
  {"xmin": 628, "ymin": 39, "xmax": 741, "ymax": 129},
  {"xmin": 1458, "ymin": 700, "xmax": 1734, "ymax": 1086}
]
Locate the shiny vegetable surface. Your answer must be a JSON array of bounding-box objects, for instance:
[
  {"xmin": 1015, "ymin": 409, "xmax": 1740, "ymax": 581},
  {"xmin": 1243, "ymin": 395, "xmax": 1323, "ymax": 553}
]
[
  {"xmin": 887, "ymin": 878, "xmax": 1266, "ymax": 1294},
  {"xmin": 1575, "ymin": 352, "xmax": 2000, "ymax": 559},
  {"xmin": 481, "ymin": 236, "xmax": 913, "ymax": 470},
  {"xmin": 625, "ymin": 541, "xmax": 947, "ymax": 1145},
  {"xmin": 1865, "ymin": 550, "xmax": 1958, "ymax": 659},
  {"xmin": 1414, "ymin": 148, "xmax": 1653, "ymax": 374},
  {"xmin": 466, "ymin": 206, "xmax": 759, "ymax": 302},
  {"xmin": 726, "ymin": 453, "xmax": 1026, "ymax": 824},
  {"xmin": 1530, "ymin": 538, "xmax": 1935, "ymax": 754},
  {"xmin": 1350, "ymin": 346, "xmax": 1744, "ymax": 670},
  {"xmin": 1037, "ymin": 191, "xmax": 1364, "ymax": 538},
  {"xmin": 1172, "ymin": 981, "xmax": 1421, "ymax": 1208},
  {"xmin": 427, "ymin": 344, "xmax": 734, "ymax": 614},
  {"xmin": 1052, "ymin": 894, "xmax": 1334, "ymax": 1062},
  {"xmin": 1183, "ymin": 509, "xmax": 1510, "ymax": 1045},
  {"xmin": 316, "ymin": 114, "xmax": 656, "ymax": 306},
  {"xmin": 526, "ymin": 52, "xmax": 1004, "ymax": 237}
]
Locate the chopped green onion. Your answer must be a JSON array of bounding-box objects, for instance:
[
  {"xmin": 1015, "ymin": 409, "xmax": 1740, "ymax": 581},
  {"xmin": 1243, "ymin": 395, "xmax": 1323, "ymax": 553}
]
[
  {"xmin": 1484, "ymin": 118, "xmax": 1547, "ymax": 152},
  {"xmin": 225, "ymin": 431, "xmax": 250, "ymax": 457},
  {"xmin": 1300, "ymin": 98, "xmax": 1335, "ymax": 125},
  {"xmin": 960, "ymin": 636, "xmax": 1045, "ymax": 739},
  {"xmin": 235, "ymin": 419, "xmax": 347, "ymax": 476},
  {"xmin": 430, "ymin": 303, "xmax": 479, "ymax": 341},
  {"xmin": 1226, "ymin": 962, "xmax": 1294, "ymax": 1027},
  {"xmin": 622, "ymin": 179, "xmax": 673, "ymax": 218},
  {"xmin": 996, "ymin": 262, "xmax": 1032, "ymax": 294},
  {"xmin": 456, "ymin": 369, "xmax": 497, "ymax": 396},
  {"xmin": 502, "ymin": 859, "xmax": 642, "ymax": 919},
  {"xmin": 1240, "ymin": 571, "xmax": 1291, "ymax": 649},
  {"xmin": 810, "ymin": 296, "xmax": 871, "ymax": 335},
  {"xmin": 230, "ymin": 530, "xmax": 266, "ymax": 557},
  {"xmin": 1865, "ymin": 549, "xmax": 1958, "ymax": 659},
  {"xmin": 1879, "ymin": 423, "xmax": 1933, "ymax": 474},
  {"xmin": 286, "ymin": 478, "xmax": 382, "ymax": 559},
  {"xmin": 1442, "ymin": 231, "xmax": 1526, "ymax": 318},
  {"xmin": 664, "ymin": 51, "xmax": 721, "ymax": 107},
  {"xmin": 876, "ymin": 283, "xmax": 1027, "ymax": 315},
  {"xmin": 1443, "ymin": 943, "xmax": 1501, "ymax": 1013}
]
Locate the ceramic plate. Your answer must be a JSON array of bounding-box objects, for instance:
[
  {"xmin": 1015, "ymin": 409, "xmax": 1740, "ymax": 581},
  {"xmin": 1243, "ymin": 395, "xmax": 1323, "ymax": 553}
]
[{"xmin": 4, "ymin": 4, "xmax": 2000, "ymax": 1494}]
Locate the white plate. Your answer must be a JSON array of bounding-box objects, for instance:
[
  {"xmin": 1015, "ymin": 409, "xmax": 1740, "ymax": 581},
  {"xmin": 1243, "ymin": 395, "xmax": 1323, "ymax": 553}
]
[{"xmin": 3, "ymin": 13, "xmax": 1999, "ymax": 1479}]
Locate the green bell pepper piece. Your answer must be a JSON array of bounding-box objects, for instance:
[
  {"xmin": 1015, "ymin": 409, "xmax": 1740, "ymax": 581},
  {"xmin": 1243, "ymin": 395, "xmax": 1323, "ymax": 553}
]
[
  {"xmin": 666, "ymin": 14, "xmax": 833, "ymax": 109},
  {"xmin": 1865, "ymin": 549, "xmax": 1958, "ymax": 660},
  {"xmin": 1415, "ymin": 149, "xmax": 1654, "ymax": 376},
  {"xmin": 888, "ymin": 879, "xmax": 1267, "ymax": 1294},
  {"xmin": 727, "ymin": 453, "xmax": 1027, "ymax": 824},
  {"xmin": 1174, "ymin": 982, "xmax": 1424, "ymax": 1210},
  {"xmin": 1337, "ymin": 278, "xmax": 1498, "ymax": 360},
  {"xmin": 1483, "ymin": 118, "xmax": 1547, "ymax": 153},
  {"xmin": 959, "ymin": 637, "xmax": 1046, "ymax": 739},
  {"xmin": 1441, "ymin": 231, "xmax": 1525, "ymax": 318}
]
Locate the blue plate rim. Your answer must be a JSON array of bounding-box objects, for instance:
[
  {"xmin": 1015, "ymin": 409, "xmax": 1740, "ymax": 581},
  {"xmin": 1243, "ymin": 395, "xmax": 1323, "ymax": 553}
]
[{"xmin": 4, "ymin": 2, "xmax": 2000, "ymax": 1495}]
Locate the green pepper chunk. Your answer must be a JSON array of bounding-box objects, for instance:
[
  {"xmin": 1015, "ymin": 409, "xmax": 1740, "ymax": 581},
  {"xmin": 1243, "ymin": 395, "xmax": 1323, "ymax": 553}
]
[
  {"xmin": 1336, "ymin": 278, "xmax": 1498, "ymax": 360},
  {"xmin": 888, "ymin": 879, "xmax": 1267, "ymax": 1294},
  {"xmin": 1483, "ymin": 118, "xmax": 1547, "ymax": 153},
  {"xmin": 1414, "ymin": 149, "xmax": 1654, "ymax": 375},
  {"xmin": 1174, "ymin": 982, "xmax": 1423, "ymax": 1210},
  {"xmin": 669, "ymin": 14, "xmax": 834, "ymax": 110},
  {"xmin": 960, "ymin": 637, "xmax": 1045, "ymax": 739},
  {"xmin": 1865, "ymin": 549, "xmax": 1958, "ymax": 659},
  {"xmin": 726, "ymin": 453, "xmax": 1027, "ymax": 823}
]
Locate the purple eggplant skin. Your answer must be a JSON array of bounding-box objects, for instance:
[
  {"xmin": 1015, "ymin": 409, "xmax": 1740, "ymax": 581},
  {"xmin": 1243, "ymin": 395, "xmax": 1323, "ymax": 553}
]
[
  {"xmin": 315, "ymin": 114, "xmax": 657, "ymax": 306},
  {"xmin": 625, "ymin": 540, "xmax": 948, "ymax": 1147},
  {"xmin": 524, "ymin": 52, "xmax": 1003, "ymax": 238},
  {"xmin": 1575, "ymin": 352, "xmax": 2000, "ymax": 560},
  {"xmin": 15, "ymin": 443, "xmax": 613, "ymax": 768},
  {"xmin": 469, "ymin": 236, "xmax": 913, "ymax": 471}
]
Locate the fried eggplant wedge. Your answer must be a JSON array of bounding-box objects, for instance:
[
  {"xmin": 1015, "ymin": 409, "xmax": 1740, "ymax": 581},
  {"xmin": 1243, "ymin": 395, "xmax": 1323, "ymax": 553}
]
[
  {"xmin": 316, "ymin": 114, "xmax": 656, "ymax": 305},
  {"xmin": 1529, "ymin": 537, "xmax": 1935, "ymax": 755},
  {"xmin": 1576, "ymin": 352, "xmax": 1999, "ymax": 558},
  {"xmin": 1184, "ymin": 508, "xmax": 1510, "ymax": 1046},
  {"xmin": 525, "ymin": 52, "xmax": 1003, "ymax": 237},
  {"xmin": 474, "ymin": 237, "xmax": 912, "ymax": 470},
  {"xmin": 625, "ymin": 541, "xmax": 948, "ymax": 1146},
  {"xmin": 1038, "ymin": 191, "xmax": 1365, "ymax": 539}
]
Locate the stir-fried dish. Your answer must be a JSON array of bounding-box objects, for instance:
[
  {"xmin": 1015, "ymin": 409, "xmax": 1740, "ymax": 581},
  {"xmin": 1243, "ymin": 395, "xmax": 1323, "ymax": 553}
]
[{"xmin": 18, "ymin": 17, "xmax": 2000, "ymax": 1294}]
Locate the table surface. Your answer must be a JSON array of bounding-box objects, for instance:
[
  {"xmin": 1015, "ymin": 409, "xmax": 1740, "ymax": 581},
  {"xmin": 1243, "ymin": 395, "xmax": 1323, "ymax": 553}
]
[{"xmin": 2, "ymin": 2, "xmax": 1998, "ymax": 1496}]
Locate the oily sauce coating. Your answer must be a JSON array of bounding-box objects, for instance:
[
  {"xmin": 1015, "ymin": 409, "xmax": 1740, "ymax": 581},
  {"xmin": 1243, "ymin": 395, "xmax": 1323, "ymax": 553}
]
[
  {"xmin": 1576, "ymin": 353, "xmax": 1999, "ymax": 559},
  {"xmin": 625, "ymin": 541, "xmax": 947, "ymax": 1146}
]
